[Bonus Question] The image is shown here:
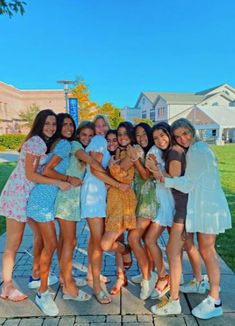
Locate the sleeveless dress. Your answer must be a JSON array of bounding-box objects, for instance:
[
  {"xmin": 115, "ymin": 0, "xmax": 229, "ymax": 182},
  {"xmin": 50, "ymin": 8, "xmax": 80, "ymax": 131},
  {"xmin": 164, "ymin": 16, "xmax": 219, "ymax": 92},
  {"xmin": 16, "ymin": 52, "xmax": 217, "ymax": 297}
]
[
  {"xmin": 27, "ymin": 139, "xmax": 71, "ymax": 223},
  {"xmin": 55, "ymin": 141, "xmax": 85, "ymax": 221},
  {"xmin": 0, "ymin": 136, "xmax": 47, "ymax": 223},
  {"xmin": 147, "ymin": 145, "xmax": 174, "ymax": 227},
  {"xmin": 105, "ymin": 150, "xmax": 137, "ymax": 232},
  {"xmin": 80, "ymin": 135, "xmax": 110, "ymax": 219}
]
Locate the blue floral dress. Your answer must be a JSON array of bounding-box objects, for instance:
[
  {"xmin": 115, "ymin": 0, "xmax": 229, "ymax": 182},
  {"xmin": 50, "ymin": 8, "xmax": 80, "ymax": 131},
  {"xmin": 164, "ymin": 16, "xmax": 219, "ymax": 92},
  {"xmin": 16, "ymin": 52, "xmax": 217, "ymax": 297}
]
[{"xmin": 27, "ymin": 139, "xmax": 71, "ymax": 223}]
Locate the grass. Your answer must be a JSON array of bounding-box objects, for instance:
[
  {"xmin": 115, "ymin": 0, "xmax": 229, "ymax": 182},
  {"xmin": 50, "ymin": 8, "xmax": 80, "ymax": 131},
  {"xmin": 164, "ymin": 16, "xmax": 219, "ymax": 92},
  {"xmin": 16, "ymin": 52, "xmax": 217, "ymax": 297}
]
[{"xmin": 0, "ymin": 144, "xmax": 235, "ymax": 271}]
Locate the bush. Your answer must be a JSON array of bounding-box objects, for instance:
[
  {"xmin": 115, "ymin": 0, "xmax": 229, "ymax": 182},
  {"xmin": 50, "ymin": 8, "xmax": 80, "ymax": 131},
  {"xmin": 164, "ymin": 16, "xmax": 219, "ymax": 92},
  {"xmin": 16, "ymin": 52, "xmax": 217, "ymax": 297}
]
[{"xmin": 0, "ymin": 134, "xmax": 26, "ymax": 151}]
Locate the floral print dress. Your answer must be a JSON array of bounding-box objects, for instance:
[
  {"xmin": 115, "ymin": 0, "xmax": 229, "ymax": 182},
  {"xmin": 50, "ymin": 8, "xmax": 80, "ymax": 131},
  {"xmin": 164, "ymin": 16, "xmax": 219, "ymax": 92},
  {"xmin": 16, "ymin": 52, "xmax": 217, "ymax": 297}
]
[{"xmin": 0, "ymin": 136, "xmax": 47, "ymax": 223}]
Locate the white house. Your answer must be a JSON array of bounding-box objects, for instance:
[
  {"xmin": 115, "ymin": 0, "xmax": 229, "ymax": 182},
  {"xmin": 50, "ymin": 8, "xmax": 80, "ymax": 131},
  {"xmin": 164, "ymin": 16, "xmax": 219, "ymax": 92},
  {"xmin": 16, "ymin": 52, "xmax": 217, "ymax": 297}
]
[{"xmin": 122, "ymin": 84, "xmax": 235, "ymax": 143}]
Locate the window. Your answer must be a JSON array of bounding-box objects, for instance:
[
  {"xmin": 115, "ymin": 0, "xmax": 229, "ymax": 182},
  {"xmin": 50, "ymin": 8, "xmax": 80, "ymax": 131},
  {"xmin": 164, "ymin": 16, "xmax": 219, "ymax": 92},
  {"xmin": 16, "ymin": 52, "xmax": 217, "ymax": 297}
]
[
  {"xmin": 142, "ymin": 111, "xmax": 146, "ymax": 119},
  {"xmin": 212, "ymin": 129, "xmax": 216, "ymax": 137},
  {"xmin": 212, "ymin": 102, "xmax": 218, "ymax": 106},
  {"xmin": 142, "ymin": 97, "xmax": 145, "ymax": 105},
  {"xmin": 150, "ymin": 109, "xmax": 155, "ymax": 122}
]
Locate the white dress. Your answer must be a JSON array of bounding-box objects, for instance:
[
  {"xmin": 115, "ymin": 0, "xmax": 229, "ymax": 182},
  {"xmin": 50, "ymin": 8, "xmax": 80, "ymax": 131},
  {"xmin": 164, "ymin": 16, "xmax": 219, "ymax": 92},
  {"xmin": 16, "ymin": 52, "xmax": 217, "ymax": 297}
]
[
  {"xmin": 165, "ymin": 141, "xmax": 231, "ymax": 234},
  {"xmin": 80, "ymin": 135, "xmax": 110, "ymax": 219},
  {"xmin": 147, "ymin": 146, "xmax": 174, "ymax": 227}
]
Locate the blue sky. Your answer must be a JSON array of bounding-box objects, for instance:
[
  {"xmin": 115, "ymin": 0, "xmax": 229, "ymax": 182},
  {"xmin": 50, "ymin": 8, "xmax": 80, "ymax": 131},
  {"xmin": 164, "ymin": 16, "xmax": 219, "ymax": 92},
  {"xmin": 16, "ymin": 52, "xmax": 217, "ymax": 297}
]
[{"xmin": 1, "ymin": 0, "xmax": 235, "ymax": 107}]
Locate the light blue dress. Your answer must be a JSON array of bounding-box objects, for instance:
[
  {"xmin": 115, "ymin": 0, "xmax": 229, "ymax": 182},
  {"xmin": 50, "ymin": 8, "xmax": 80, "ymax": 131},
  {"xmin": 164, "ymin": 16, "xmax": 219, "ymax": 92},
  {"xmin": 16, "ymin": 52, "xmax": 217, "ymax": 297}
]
[
  {"xmin": 147, "ymin": 146, "xmax": 175, "ymax": 227},
  {"xmin": 80, "ymin": 135, "xmax": 110, "ymax": 219},
  {"xmin": 27, "ymin": 139, "xmax": 71, "ymax": 223},
  {"xmin": 165, "ymin": 141, "xmax": 231, "ymax": 234}
]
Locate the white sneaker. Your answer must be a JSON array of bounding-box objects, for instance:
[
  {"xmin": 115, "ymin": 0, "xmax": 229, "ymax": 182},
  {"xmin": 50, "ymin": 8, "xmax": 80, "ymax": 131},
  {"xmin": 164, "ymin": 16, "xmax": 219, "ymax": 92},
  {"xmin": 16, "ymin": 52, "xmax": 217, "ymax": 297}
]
[
  {"xmin": 28, "ymin": 273, "xmax": 58, "ymax": 289},
  {"xmin": 151, "ymin": 296, "xmax": 182, "ymax": 316},
  {"xmin": 180, "ymin": 274, "xmax": 209, "ymax": 294},
  {"xmin": 131, "ymin": 273, "xmax": 142, "ymax": 284},
  {"xmin": 35, "ymin": 290, "xmax": 59, "ymax": 316},
  {"xmin": 192, "ymin": 295, "xmax": 223, "ymax": 319},
  {"xmin": 140, "ymin": 272, "xmax": 156, "ymax": 300}
]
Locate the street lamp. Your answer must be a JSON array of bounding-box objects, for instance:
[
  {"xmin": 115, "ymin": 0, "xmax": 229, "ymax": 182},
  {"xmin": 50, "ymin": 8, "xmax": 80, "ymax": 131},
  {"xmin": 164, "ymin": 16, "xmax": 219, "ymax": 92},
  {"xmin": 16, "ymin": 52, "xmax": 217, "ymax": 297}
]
[{"xmin": 57, "ymin": 80, "xmax": 75, "ymax": 113}]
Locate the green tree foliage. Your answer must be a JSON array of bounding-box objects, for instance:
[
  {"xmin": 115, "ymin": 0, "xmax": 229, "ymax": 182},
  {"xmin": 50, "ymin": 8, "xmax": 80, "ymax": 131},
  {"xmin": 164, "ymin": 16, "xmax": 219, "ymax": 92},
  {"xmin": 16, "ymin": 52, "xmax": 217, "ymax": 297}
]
[
  {"xmin": 0, "ymin": 1, "xmax": 27, "ymax": 17},
  {"xmin": 19, "ymin": 103, "xmax": 40, "ymax": 128},
  {"xmin": 133, "ymin": 117, "xmax": 154, "ymax": 127}
]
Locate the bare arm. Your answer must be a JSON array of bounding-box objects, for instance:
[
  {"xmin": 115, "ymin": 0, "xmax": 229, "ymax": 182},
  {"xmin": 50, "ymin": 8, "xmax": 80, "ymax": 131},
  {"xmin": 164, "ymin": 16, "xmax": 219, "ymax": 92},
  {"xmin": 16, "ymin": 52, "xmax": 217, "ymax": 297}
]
[
  {"xmin": 75, "ymin": 149, "xmax": 105, "ymax": 173},
  {"xmin": 25, "ymin": 153, "xmax": 70, "ymax": 190}
]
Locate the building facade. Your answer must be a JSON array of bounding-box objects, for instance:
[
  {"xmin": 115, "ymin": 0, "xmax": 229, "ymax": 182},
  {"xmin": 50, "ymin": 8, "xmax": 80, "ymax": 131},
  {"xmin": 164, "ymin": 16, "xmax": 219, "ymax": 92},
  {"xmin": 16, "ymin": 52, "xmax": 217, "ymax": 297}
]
[{"xmin": 0, "ymin": 81, "xmax": 65, "ymax": 134}]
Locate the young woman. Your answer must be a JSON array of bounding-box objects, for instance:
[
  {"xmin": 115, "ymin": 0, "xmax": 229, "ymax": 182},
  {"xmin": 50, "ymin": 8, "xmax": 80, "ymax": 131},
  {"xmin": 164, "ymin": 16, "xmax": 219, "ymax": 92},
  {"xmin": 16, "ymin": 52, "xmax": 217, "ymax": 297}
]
[
  {"xmin": 80, "ymin": 115, "xmax": 129, "ymax": 304},
  {"xmin": 127, "ymin": 123, "xmax": 157, "ymax": 300},
  {"xmin": 155, "ymin": 118, "xmax": 231, "ymax": 319},
  {"xmin": 100, "ymin": 122, "xmax": 137, "ymax": 294},
  {"xmin": 0, "ymin": 109, "xmax": 66, "ymax": 302},
  {"xmin": 55, "ymin": 120, "xmax": 101, "ymax": 301},
  {"xmin": 26, "ymin": 113, "xmax": 78, "ymax": 316},
  {"xmin": 146, "ymin": 122, "xmax": 205, "ymax": 316}
]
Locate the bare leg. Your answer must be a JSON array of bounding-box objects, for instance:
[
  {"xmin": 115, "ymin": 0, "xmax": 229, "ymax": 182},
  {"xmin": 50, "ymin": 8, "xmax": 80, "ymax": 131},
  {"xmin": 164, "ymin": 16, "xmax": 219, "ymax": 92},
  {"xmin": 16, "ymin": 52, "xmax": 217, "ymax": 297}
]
[
  {"xmin": 37, "ymin": 221, "xmax": 57, "ymax": 293},
  {"xmin": 101, "ymin": 229, "xmax": 127, "ymax": 253},
  {"xmin": 166, "ymin": 222, "xmax": 185, "ymax": 300},
  {"xmin": 128, "ymin": 218, "xmax": 151, "ymax": 280},
  {"xmin": 2, "ymin": 219, "xmax": 25, "ymax": 288},
  {"xmin": 198, "ymin": 233, "xmax": 220, "ymax": 300},
  {"xmin": 87, "ymin": 218, "xmax": 106, "ymax": 296},
  {"xmin": 57, "ymin": 219, "xmax": 77, "ymax": 296},
  {"xmin": 144, "ymin": 223, "xmax": 166, "ymax": 280},
  {"xmin": 184, "ymin": 233, "xmax": 203, "ymax": 281},
  {"xmin": 28, "ymin": 219, "xmax": 43, "ymax": 278}
]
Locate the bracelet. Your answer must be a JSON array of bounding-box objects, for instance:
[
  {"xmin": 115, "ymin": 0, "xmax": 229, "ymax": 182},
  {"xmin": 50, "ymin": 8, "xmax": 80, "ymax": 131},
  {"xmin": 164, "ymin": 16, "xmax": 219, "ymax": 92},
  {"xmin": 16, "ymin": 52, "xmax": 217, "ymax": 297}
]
[{"xmin": 130, "ymin": 157, "xmax": 139, "ymax": 162}]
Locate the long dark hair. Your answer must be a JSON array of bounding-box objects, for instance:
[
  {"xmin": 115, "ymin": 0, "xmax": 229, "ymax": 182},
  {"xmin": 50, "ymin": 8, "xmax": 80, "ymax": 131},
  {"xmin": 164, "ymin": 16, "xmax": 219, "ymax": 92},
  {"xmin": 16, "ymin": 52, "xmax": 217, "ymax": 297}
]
[
  {"xmin": 21, "ymin": 109, "xmax": 57, "ymax": 152},
  {"xmin": 152, "ymin": 122, "xmax": 173, "ymax": 161},
  {"xmin": 54, "ymin": 113, "xmax": 76, "ymax": 141},
  {"xmin": 134, "ymin": 122, "xmax": 153, "ymax": 156},
  {"xmin": 117, "ymin": 121, "xmax": 135, "ymax": 146}
]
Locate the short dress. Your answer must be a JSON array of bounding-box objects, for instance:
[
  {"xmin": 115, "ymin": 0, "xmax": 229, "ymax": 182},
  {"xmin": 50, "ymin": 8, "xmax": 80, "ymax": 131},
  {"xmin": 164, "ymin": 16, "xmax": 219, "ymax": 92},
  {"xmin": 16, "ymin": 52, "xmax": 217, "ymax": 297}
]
[
  {"xmin": 165, "ymin": 145, "xmax": 188, "ymax": 224},
  {"xmin": 165, "ymin": 141, "xmax": 231, "ymax": 234},
  {"xmin": 147, "ymin": 146, "xmax": 174, "ymax": 227},
  {"xmin": 0, "ymin": 136, "xmax": 47, "ymax": 223},
  {"xmin": 80, "ymin": 135, "xmax": 110, "ymax": 219},
  {"xmin": 105, "ymin": 150, "xmax": 137, "ymax": 232},
  {"xmin": 27, "ymin": 139, "xmax": 71, "ymax": 223},
  {"xmin": 134, "ymin": 147, "xmax": 158, "ymax": 220},
  {"xmin": 55, "ymin": 141, "xmax": 85, "ymax": 222}
]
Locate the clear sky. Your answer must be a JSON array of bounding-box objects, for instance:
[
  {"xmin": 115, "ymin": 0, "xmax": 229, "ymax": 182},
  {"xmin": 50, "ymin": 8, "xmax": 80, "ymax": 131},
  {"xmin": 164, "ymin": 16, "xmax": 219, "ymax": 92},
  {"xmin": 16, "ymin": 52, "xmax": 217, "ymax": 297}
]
[{"xmin": 1, "ymin": 0, "xmax": 235, "ymax": 108}]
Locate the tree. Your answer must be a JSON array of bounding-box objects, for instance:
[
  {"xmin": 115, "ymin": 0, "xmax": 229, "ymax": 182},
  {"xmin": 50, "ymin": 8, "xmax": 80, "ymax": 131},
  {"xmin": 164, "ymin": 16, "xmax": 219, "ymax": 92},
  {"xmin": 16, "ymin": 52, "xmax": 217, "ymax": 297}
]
[
  {"xmin": 133, "ymin": 117, "xmax": 154, "ymax": 127},
  {"xmin": 71, "ymin": 82, "xmax": 98, "ymax": 121},
  {"xmin": 19, "ymin": 103, "xmax": 40, "ymax": 128},
  {"xmin": 98, "ymin": 102, "xmax": 124, "ymax": 129},
  {"xmin": 0, "ymin": 1, "xmax": 27, "ymax": 17}
]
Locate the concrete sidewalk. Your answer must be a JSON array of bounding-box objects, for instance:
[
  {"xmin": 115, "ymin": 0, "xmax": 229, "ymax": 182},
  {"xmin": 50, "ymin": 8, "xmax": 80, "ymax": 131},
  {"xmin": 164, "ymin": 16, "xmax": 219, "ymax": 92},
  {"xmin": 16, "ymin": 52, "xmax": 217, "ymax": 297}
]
[{"xmin": 0, "ymin": 221, "xmax": 235, "ymax": 326}]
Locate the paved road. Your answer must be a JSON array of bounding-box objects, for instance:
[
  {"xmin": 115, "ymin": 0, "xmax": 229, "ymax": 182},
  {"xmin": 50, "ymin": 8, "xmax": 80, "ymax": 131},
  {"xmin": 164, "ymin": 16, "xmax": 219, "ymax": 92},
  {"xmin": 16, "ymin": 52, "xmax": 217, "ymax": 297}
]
[{"xmin": 0, "ymin": 151, "xmax": 19, "ymax": 163}]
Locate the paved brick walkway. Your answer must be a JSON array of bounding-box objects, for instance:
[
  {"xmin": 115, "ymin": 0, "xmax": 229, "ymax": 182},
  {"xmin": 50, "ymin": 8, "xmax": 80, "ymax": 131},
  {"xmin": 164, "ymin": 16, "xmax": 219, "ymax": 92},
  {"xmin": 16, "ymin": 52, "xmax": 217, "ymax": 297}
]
[{"xmin": 0, "ymin": 220, "xmax": 235, "ymax": 325}]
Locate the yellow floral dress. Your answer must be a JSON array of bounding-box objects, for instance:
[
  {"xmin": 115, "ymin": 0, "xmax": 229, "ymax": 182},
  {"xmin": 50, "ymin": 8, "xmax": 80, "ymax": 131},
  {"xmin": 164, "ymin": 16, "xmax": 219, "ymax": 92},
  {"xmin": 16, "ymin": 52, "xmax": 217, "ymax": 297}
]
[{"xmin": 105, "ymin": 150, "xmax": 137, "ymax": 232}]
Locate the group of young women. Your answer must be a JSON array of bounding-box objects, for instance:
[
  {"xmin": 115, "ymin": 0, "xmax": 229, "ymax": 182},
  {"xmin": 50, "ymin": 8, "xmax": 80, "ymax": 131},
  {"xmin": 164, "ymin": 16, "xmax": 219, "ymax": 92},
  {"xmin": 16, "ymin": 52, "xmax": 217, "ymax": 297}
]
[{"xmin": 0, "ymin": 109, "xmax": 231, "ymax": 320}]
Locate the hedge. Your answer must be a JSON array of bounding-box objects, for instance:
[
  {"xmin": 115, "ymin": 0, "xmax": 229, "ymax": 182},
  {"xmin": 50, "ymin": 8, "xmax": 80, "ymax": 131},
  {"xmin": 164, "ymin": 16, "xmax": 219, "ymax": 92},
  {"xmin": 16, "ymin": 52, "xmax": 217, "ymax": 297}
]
[{"xmin": 0, "ymin": 134, "xmax": 26, "ymax": 151}]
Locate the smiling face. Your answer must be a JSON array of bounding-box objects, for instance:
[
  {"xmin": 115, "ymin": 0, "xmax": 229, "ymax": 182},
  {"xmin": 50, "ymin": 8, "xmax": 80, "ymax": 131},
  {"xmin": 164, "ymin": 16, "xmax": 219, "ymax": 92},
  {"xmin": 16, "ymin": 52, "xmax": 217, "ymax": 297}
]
[
  {"xmin": 173, "ymin": 127, "xmax": 193, "ymax": 148},
  {"xmin": 107, "ymin": 133, "xmax": 118, "ymax": 153},
  {"xmin": 117, "ymin": 126, "xmax": 131, "ymax": 147},
  {"xmin": 61, "ymin": 117, "xmax": 75, "ymax": 139},
  {"xmin": 94, "ymin": 118, "xmax": 109, "ymax": 136},
  {"xmin": 135, "ymin": 126, "xmax": 148, "ymax": 149},
  {"xmin": 42, "ymin": 115, "xmax": 57, "ymax": 138},
  {"xmin": 77, "ymin": 127, "xmax": 94, "ymax": 148},
  {"xmin": 153, "ymin": 128, "xmax": 170, "ymax": 150}
]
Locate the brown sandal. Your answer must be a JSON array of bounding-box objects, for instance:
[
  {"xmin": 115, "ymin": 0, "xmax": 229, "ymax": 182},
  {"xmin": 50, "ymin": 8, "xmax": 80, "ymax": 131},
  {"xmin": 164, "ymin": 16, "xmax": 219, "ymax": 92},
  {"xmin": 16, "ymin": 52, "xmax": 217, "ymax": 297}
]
[
  {"xmin": 151, "ymin": 274, "xmax": 170, "ymax": 299},
  {"xmin": 110, "ymin": 274, "xmax": 128, "ymax": 295}
]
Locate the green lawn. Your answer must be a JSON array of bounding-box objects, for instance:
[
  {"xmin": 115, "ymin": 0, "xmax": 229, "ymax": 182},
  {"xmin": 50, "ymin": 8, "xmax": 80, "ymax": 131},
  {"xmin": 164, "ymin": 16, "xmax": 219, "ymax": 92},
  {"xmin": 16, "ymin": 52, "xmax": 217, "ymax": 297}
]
[{"xmin": 0, "ymin": 144, "xmax": 235, "ymax": 271}]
